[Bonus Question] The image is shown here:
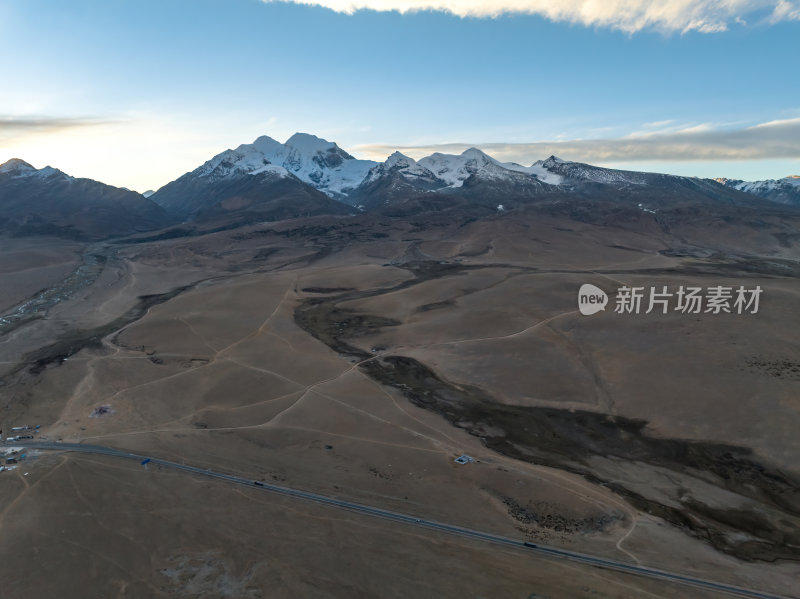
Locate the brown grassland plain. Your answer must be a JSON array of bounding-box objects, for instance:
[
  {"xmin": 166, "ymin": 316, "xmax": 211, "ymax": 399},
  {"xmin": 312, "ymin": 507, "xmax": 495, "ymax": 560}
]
[{"xmin": 0, "ymin": 207, "xmax": 799, "ymax": 598}]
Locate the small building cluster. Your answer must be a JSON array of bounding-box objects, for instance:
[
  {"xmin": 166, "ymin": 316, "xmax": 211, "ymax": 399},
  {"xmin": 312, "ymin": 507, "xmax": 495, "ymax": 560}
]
[
  {"xmin": 454, "ymin": 455, "xmax": 475, "ymax": 465},
  {"xmin": 0, "ymin": 449, "xmax": 27, "ymax": 472},
  {"xmin": 0, "ymin": 424, "xmax": 41, "ymax": 473},
  {"xmin": 1, "ymin": 424, "xmax": 40, "ymax": 443}
]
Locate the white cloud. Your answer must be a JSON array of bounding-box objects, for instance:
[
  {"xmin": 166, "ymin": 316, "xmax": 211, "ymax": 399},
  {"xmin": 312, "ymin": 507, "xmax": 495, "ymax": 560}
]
[
  {"xmin": 264, "ymin": 0, "xmax": 800, "ymax": 32},
  {"xmin": 641, "ymin": 119, "xmax": 675, "ymax": 128},
  {"xmin": 0, "ymin": 116, "xmax": 114, "ymax": 142},
  {"xmin": 354, "ymin": 117, "xmax": 800, "ymax": 164},
  {"xmin": 753, "ymin": 116, "xmax": 800, "ymax": 128},
  {"xmin": 770, "ymin": 0, "xmax": 800, "ymax": 21}
]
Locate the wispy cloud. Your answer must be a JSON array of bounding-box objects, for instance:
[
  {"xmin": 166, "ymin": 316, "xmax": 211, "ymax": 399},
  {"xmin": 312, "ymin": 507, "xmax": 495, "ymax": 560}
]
[
  {"xmin": 354, "ymin": 117, "xmax": 800, "ymax": 164},
  {"xmin": 641, "ymin": 119, "xmax": 676, "ymax": 129},
  {"xmin": 264, "ymin": 0, "xmax": 800, "ymax": 33},
  {"xmin": 0, "ymin": 116, "xmax": 115, "ymax": 144},
  {"xmin": 770, "ymin": 0, "xmax": 800, "ymax": 21}
]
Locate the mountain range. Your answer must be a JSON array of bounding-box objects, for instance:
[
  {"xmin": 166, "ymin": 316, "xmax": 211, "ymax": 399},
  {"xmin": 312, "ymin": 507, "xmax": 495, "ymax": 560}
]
[
  {"xmin": 717, "ymin": 176, "xmax": 800, "ymax": 207},
  {"xmin": 1, "ymin": 132, "xmax": 798, "ymax": 240},
  {"xmin": 0, "ymin": 158, "xmax": 169, "ymax": 240}
]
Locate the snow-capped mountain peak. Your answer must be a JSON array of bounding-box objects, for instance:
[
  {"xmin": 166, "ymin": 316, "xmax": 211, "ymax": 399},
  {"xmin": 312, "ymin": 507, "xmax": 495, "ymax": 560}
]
[
  {"xmin": 385, "ymin": 151, "xmax": 414, "ymax": 168},
  {"xmin": 417, "ymin": 151, "xmax": 482, "ymax": 188},
  {"xmin": 193, "ymin": 145, "xmax": 288, "ymax": 182},
  {"xmin": 460, "ymin": 147, "xmax": 492, "ymax": 162},
  {"xmin": 164, "ymin": 132, "xmax": 799, "ymax": 211},
  {"xmin": 191, "ymin": 133, "xmax": 376, "ymax": 198},
  {"xmin": 0, "ymin": 158, "xmax": 72, "ymax": 181},
  {"xmin": 418, "ymin": 147, "xmax": 556, "ymax": 188},
  {"xmin": 718, "ymin": 176, "xmax": 800, "ymax": 193},
  {"xmin": 717, "ymin": 174, "xmax": 800, "ymax": 207},
  {"xmin": 251, "ymin": 135, "xmax": 284, "ymax": 156},
  {"xmin": 279, "ymin": 133, "xmax": 374, "ymax": 196},
  {"xmin": 362, "ymin": 151, "xmax": 438, "ymax": 186},
  {"xmin": 285, "ymin": 132, "xmax": 340, "ymax": 155},
  {"xmin": 0, "ymin": 158, "xmax": 36, "ymax": 174},
  {"xmin": 174, "ymin": 134, "xmax": 573, "ymax": 201}
]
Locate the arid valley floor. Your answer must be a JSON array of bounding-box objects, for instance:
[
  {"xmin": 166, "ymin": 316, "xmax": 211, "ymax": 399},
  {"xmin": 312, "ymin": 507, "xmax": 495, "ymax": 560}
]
[{"xmin": 1, "ymin": 205, "xmax": 799, "ymax": 598}]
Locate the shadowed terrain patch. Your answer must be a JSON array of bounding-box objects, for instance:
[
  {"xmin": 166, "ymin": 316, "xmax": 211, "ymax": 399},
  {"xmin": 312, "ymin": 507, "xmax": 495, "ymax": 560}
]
[{"xmin": 294, "ymin": 258, "xmax": 800, "ymax": 563}]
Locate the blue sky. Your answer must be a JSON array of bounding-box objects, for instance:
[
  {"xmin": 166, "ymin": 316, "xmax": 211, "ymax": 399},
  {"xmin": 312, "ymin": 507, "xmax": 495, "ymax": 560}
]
[{"xmin": 1, "ymin": 0, "xmax": 798, "ymax": 191}]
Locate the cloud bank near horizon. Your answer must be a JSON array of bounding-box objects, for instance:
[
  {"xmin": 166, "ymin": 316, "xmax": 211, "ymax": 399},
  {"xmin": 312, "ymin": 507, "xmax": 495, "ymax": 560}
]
[
  {"xmin": 0, "ymin": 116, "xmax": 115, "ymax": 145},
  {"xmin": 354, "ymin": 118, "xmax": 800, "ymax": 166},
  {"xmin": 265, "ymin": 0, "xmax": 800, "ymax": 33}
]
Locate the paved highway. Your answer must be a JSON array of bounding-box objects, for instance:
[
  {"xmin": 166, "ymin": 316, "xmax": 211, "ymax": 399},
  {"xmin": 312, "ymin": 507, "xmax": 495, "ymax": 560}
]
[{"xmin": 3, "ymin": 440, "xmax": 793, "ymax": 599}]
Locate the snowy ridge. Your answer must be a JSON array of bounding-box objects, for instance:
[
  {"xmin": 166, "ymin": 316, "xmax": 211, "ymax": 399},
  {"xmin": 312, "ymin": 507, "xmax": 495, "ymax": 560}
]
[
  {"xmin": 411, "ymin": 148, "xmax": 565, "ymax": 188},
  {"xmin": 0, "ymin": 158, "xmax": 36, "ymax": 175},
  {"xmin": 419, "ymin": 148, "xmax": 492, "ymax": 187},
  {"xmin": 193, "ymin": 133, "xmax": 376, "ymax": 198},
  {"xmin": 417, "ymin": 147, "xmax": 555, "ymax": 188},
  {"xmin": 533, "ymin": 156, "xmax": 655, "ymax": 185},
  {"xmin": 11, "ymin": 131, "xmax": 791, "ymax": 214},
  {"xmin": 496, "ymin": 159, "xmax": 564, "ymax": 185},
  {"xmin": 193, "ymin": 145, "xmax": 290, "ymax": 181},
  {"xmin": 189, "ymin": 136, "xmax": 578, "ymax": 197},
  {"xmin": 363, "ymin": 151, "xmax": 438, "ymax": 185},
  {"xmin": 717, "ymin": 175, "xmax": 800, "ymax": 206},
  {"xmin": 721, "ymin": 176, "xmax": 800, "ymax": 194},
  {"xmin": 0, "ymin": 158, "xmax": 72, "ymax": 181},
  {"xmin": 186, "ymin": 134, "xmax": 723, "ymax": 200}
]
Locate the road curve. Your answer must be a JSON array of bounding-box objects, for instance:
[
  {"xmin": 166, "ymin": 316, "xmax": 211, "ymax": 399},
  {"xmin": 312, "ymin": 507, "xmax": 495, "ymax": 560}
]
[{"xmin": 4, "ymin": 440, "xmax": 793, "ymax": 599}]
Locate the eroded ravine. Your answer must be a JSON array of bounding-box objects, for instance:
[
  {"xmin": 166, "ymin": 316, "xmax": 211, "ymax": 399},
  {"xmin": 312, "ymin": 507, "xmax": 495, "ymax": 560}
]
[
  {"xmin": 0, "ymin": 244, "xmax": 110, "ymax": 336},
  {"xmin": 293, "ymin": 258, "xmax": 800, "ymax": 563}
]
